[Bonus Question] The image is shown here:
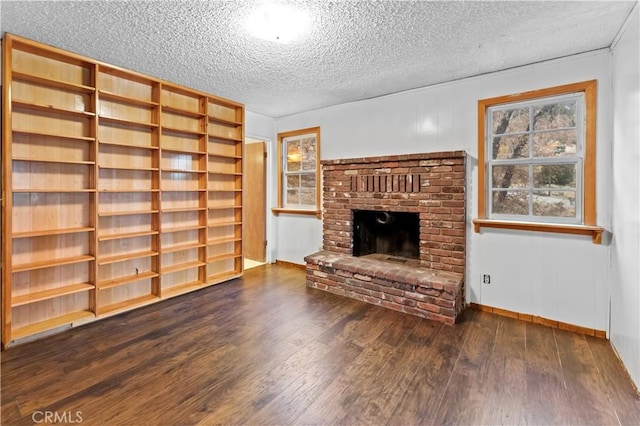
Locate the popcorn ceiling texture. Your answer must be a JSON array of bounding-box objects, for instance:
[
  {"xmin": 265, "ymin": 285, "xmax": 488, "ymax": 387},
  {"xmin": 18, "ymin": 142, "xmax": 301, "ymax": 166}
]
[{"xmin": 0, "ymin": 0, "xmax": 635, "ymax": 117}]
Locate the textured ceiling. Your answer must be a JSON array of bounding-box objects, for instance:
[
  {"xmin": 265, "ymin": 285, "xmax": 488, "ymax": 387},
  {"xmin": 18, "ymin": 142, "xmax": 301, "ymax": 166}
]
[{"xmin": 0, "ymin": 0, "xmax": 636, "ymax": 117}]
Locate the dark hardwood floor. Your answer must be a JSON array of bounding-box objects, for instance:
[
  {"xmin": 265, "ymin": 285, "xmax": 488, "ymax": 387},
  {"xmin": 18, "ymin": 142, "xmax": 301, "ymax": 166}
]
[{"xmin": 2, "ymin": 264, "xmax": 639, "ymax": 425}]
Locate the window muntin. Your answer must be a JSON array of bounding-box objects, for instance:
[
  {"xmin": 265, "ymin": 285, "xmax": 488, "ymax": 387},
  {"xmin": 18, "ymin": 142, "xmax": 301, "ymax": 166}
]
[{"xmin": 487, "ymin": 93, "xmax": 585, "ymax": 224}]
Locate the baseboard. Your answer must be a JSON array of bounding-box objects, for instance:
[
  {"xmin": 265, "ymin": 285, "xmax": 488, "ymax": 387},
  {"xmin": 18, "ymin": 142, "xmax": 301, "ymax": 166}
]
[
  {"xmin": 275, "ymin": 259, "xmax": 306, "ymax": 270},
  {"xmin": 468, "ymin": 303, "xmax": 607, "ymax": 339}
]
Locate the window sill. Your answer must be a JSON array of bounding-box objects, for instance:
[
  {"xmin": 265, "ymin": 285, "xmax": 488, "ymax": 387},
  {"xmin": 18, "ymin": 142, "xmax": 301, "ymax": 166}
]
[
  {"xmin": 472, "ymin": 218, "xmax": 603, "ymax": 244},
  {"xmin": 272, "ymin": 208, "xmax": 322, "ymax": 219}
]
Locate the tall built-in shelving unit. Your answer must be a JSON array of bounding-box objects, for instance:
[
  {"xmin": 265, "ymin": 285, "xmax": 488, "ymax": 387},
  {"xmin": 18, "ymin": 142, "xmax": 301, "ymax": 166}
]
[
  {"xmin": 207, "ymin": 99, "xmax": 244, "ymax": 282},
  {"xmin": 2, "ymin": 34, "xmax": 245, "ymax": 347},
  {"xmin": 95, "ymin": 66, "xmax": 162, "ymax": 316},
  {"xmin": 159, "ymin": 85, "xmax": 208, "ymax": 298}
]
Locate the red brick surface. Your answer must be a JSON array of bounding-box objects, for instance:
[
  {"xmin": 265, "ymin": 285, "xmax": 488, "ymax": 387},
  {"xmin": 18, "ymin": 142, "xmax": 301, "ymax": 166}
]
[{"xmin": 306, "ymin": 151, "xmax": 467, "ymax": 325}]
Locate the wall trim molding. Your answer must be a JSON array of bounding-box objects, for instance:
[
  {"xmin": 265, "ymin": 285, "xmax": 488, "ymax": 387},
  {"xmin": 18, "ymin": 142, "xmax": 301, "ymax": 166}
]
[
  {"xmin": 275, "ymin": 259, "xmax": 306, "ymax": 270},
  {"xmin": 468, "ymin": 303, "xmax": 607, "ymax": 339}
]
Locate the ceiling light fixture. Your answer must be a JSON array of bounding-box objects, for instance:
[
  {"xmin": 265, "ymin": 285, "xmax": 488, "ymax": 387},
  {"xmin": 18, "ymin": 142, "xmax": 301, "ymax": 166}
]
[{"xmin": 245, "ymin": 4, "xmax": 310, "ymax": 44}]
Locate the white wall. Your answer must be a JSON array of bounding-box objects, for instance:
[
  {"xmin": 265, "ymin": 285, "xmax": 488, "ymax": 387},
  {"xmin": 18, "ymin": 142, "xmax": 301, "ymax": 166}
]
[
  {"xmin": 275, "ymin": 50, "xmax": 613, "ymax": 332},
  {"xmin": 610, "ymin": 5, "xmax": 640, "ymax": 389}
]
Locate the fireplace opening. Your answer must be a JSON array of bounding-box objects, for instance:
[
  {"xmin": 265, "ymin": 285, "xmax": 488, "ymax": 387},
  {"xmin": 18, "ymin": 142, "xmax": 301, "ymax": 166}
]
[{"xmin": 352, "ymin": 210, "xmax": 420, "ymax": 259}]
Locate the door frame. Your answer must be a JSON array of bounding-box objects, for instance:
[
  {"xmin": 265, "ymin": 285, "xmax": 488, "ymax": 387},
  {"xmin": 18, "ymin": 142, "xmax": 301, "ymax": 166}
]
[{"xmin": 245, "ymin": 134, "xmax": 273, "ymax": 264}]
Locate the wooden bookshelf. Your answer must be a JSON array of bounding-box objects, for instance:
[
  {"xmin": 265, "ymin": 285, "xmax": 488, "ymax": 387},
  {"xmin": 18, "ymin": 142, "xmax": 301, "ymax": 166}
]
[{"xmin": 2, "ymin": 33, "xmax": 244, "ymax": 348}]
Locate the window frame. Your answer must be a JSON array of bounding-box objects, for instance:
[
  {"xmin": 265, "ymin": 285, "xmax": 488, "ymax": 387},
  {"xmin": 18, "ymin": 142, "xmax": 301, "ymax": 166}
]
[
  {"xmin": 473, "ymin": 80, "xmax": 603, "ymax": 244},
  {"xmin": 272, "ymin": 126, "xmax": 322, "ymax": 218}
]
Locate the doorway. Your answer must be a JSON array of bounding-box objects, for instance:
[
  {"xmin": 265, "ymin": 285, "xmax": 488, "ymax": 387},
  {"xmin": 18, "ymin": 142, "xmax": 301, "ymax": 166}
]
[{"xmin": 244, "ymin": 139, "xmax": 267, "ymax": 269}]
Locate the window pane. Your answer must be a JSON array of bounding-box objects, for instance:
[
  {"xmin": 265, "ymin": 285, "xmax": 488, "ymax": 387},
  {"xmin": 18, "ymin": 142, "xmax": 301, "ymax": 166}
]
[
  {"xmin": 286, "ymin": 141, "xmax": 301, "ymax": 171},
  {"xmin": 287, "ymin": 174, "xmax": 300, "ymax": 189},
  {"xmin": 492, "ymin": 107, "xmax": 529, "ymax": 135},
  {"xmin": 300, "ymin": 189, "xmax": 316, "ymax": 205},
  {"xmin": 286, "ymin": 189, "xmax": 299, "ymax": 205},
  {"xmin": 301, "ymin": 138, "xmax": 316, "ymax": 171},
  {"xmin": 533, "ymin": 191, "xmax": 576, "ymax": 218},
  {"xmin": 492, "ymin": 165, "xmax": 529, "ymax": 189},
  {"xmin": 533, "ymin": 129, "xmax": 577, "ymax": 157},
  {"xmin": 300, "ymin": 173, "xmax": 316, "ymax": 188},
  {"xmin": 492, "ymin": 134, "xmax": 529, "ymax": 160},
  {"xmin": 492, "ymin": 191, "xmax": 529, "ymax": 215},
  {"xmin": 533, "ymin": 100, "xmax": 577, "ymax": 130},
  {"xmin": 533, "ymin": 164, "xmax": 576, "ymax": 188}
]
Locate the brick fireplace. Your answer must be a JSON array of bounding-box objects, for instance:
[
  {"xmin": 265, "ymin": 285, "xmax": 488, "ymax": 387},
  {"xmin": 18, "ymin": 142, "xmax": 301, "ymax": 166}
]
[{"xmin": 304, "ymin": 151, "xmax": 466, "ymax": 325}]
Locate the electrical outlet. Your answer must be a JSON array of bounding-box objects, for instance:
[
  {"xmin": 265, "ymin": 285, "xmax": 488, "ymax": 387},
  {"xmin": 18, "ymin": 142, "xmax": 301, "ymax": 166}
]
[{"xmin": 482, "ymin": 274, "xmax": 491, "ymax": 284}]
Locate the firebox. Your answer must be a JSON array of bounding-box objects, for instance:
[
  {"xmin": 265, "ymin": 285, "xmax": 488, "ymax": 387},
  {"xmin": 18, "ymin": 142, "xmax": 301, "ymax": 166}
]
[{"xmin": 352, "ymin": 210, "xmax": 420, "ymax": 259}]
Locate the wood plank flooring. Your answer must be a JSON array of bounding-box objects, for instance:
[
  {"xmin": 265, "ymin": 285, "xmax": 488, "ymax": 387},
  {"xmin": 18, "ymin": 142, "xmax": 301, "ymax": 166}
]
[{"xmin": 2, "ymin": 264, "xmax": 639, "ymax": 425}]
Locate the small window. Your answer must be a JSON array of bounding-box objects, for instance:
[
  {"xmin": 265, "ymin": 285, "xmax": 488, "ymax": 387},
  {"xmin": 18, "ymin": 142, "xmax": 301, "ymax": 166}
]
[
  {"xmin": 474, "ymin": 80, "xmax": 603, "ymax": 243},
  {"xmin": 272, "ymin": 127, "xmax": 321, "ymax": 217}
]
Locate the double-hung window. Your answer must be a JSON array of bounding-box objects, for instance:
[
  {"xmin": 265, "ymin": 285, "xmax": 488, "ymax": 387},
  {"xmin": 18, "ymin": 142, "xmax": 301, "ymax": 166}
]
[
  {"xmin": 273, "ymin": 127, "xmax": 321, "ymax": 217},
  {"xmin": 474, "ymin": 80, "xmax": 603, "ymax": 243}
]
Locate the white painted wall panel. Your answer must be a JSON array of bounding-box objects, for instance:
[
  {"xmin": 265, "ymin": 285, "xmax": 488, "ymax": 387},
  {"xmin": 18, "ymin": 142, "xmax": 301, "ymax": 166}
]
[
  {"xmin": 275, "ymin": 50, "xmax": 613, "ymax": 333},
  {"xmin": 610, "ymin": 5, "xmax": 640, "ymax": 388}
]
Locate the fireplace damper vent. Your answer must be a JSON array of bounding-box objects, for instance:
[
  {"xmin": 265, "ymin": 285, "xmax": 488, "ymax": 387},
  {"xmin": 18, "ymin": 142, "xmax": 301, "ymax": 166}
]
[{"xmin": 352, "ymin": 210, "xmax": 419, "ymax": 259}]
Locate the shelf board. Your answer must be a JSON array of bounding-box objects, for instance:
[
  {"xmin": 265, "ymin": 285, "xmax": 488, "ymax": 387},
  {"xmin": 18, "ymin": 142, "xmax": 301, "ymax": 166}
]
[
  {"xmin": 162, "ymin": 105, "xmax": 206, "ymax": 118},
  {"xmin": 161, "ymin": 280, "xmax": 205, "ymax": 299},
  {"xmin": 208, "ymin": 189, "xmax": 242, "ymax": 193},
  {"xmin": 13, "ymin": 156, "xmax": 95, "ymax": 166},
  {"xmin": 12, "ymin": 283, "xmax": 94, "ymax": 307},
  {"xmin": 208, "ymin": 221, "xmax": 242, "ymax": 228},
  {"xmin": 98, "ymin": 250, "xmax": 159, "ymax": 266},
  {"xmin": 98, "ymin": 294, "xmax": 158, "ymax": 318},
  {"xmin": 208, "ymin": 253, "xmax": 241, "ymax": 263},
  {"xmin": 162, "ymin": 261, "xmax": 206, "ymax": 275},
  {"xmin": 208, "ymin": 116, "xmax": 242, "ymax": 126},
  {"xmin": 98, "ymin": 189, "xmax": 160, "ymax": 193},
  {"xmin": 13, "ymin": 254, "xmax": 95, "ymax": 273},
  {"xmin": 162, "ymin": 242, "xmax": 206, "ymax": 254},
  {"xmin": 12, "ymin": 310, "xmax": 95, "ymax": 341},
  {"xmin": 208, "ymin": 134, "xmax": 242, "ymax": 143},
  {"xmin": 98, "ymin": 90, "xmax": 159, "ymax": 107},
  {"xmin": 13, "ymin": 226, "xmax": 94, "ymax": 239},
  {"xmin": 162, "ymin": 188, "xmax": 207, "ymax": 193},
  {"xmin": 208, "ymin": 237, "xmax": 242, "ymax": 245},
  {"xmin": 98, "ymin": 271, "xmax": 159, "ymax": 290},
  {"xmin": 99, "ymin": 115, "xmax": 159, "ymax": 129},
  {"xmin": 98, "ymin": 230, "xmax": 159, "ymax": 241},
  {"xmin": 162, "ymin": 207, "xmax": 207, "ymax": 213},
  {"xmin": 12, "ymin": 71, "xmax": 95, "ymax": 94},
  {"xmin": 207, "ymin": 205, "xmax": 242, "ymax": 211},
  {"xmin": 208, "ymin": 171, "xmax": 242, "ymax": 176},
  {"xmin": 13, "ymin": 129, "xmax": 94, "ymax": 142},
  {"xmin": 99, "ymin": 165, "xmax": 159, "ymax": 171},
  {"xmin": 98, "ymin": 209, "xmax": 159, "ymax": 217},
  {"xmin": 161, "ymin": 146, "xmax": 206, "ymax": 155},
  {"xmin": 12, "ymin": 188, "xmax": 95, "ymax": 193},
  {"xmin": 206, "ymin": 271, "xmax": 242, "ymax": 285},
  {"xmin": 12, "ymin": 99, "xmax": 95, "ymax": 118},
  {"xmin": 208, "ymin": 153, "xmax": 242, "ymax": 159},
  {"xmin": 161, "ymin": 225, "xmax": 207, "ymax": 233},
  {"xmin": 162, "ymin": 126, "xmax": 206, "ymax": 136},
  {"xmin": 99, "ymin": 140, "xmax": 159, "ymax": 150},
  {"xmin": 162, "ymin": 168, "xmax": 206, "ymax": 174}
]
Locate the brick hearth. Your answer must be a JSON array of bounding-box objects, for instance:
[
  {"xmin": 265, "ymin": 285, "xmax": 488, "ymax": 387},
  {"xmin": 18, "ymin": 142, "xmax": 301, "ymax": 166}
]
[{"xmin": 305, "ymin": 151, "xmax": 466, "ymax": 324}]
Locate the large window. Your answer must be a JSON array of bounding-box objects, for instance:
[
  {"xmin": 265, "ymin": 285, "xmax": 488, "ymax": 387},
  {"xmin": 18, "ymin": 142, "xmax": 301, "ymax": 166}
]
[
  {"xmin": 474, "ymin": 80, "xmax": 603, "ymax": 243},
  {"xmin": 272, "ymin": 127, "xmax": 321, "ymax": 217}
]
